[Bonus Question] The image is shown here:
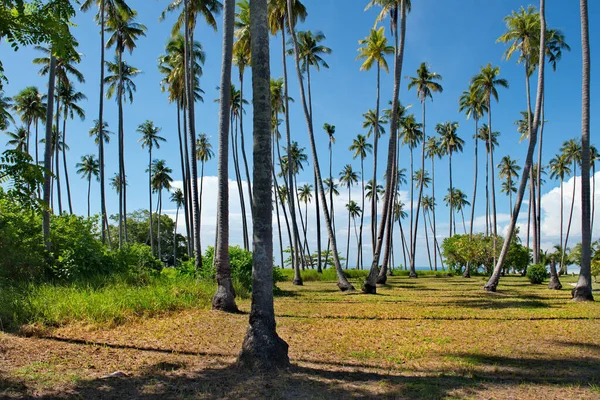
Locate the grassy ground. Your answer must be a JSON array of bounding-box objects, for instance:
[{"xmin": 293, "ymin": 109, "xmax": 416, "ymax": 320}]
[{"xmin": 1, "ymin": 273, "xmax": 599, "ymax": 399}]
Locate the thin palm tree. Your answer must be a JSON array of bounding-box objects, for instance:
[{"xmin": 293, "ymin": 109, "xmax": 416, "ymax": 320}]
[
  {"xmin": 76, "ymin": 154, "xmax": 99, "ymax": 217},
  {"xmin": 5, "ymin": 127, "xmax": 28, "ymax": 152},
  {"xmin": 421, "ymin": 194, "xmax": 435, "ymax": 270},
  {"xmin": 170, "ymin": 188, "xmax": 185, "ymax": 265},
  {"xmin": 357, "ymin": 27, "xmax": 394, "ymax": 254},
  {"xmin": 350, "ymin": 134, "xmax": 372, "ymax": 270},
  {"xmin": 471, "ymin": 63, "xmax": 508, "ymax": 264},
  {"xmin": 0, "ymin": 92, "xmax": 14, "ymax": 131},
  {"xmin": 407, "ymin": 62, "xmax": 442, "ymax": 278},
  {"xmin": 437, "ymin": 121, "xmax": 463, "ymax": 237},
  {"xmin": 477, "ymin": 124, "xmax": 500, "ymax": 236},
  {"xmin": 57, "ymin": 80, "xmax": 86, "ymax": 214},
  {"xmin": 561, "ymin": 138, "xmax": 582, "ymax": 274},
  {"xmin": 347, "ymin": 200, "xmax": 362, "ymax": 263},
  {"xmin": 89, "ymin": 119, "xmax": 113, "ymax": 245},
  {"xmin": 590, "ymin": 145, "xmax": 598, "ymax": 234},
  {"xmin": 549, "ymin": 153, "xmax": 572, "ymax": 273},
  {"xmin": 196, "ymin": 133, "xmax": 214, "ymax": 247},
  {"xmin": 12, "ymin": 86, "xmax": 45, "ymax": 161},
  {"xmin": 298, "ymin": 183, "xmax": 313, "ymax": 267},
  {"xmin": 138, "ymin": 120, "xmax": 166, "ymax": 256},
  {"xmin": 151, "ymin": 159, "xmax": 173, "ymax": 262},
  {"xmin": 498, "ymin": 155, "xmax": 521, "ymax": 213},
  {"xmin": 105, "ymin": 6, "xmax": 146, "ymax": 247},
  {"xmin": 339, "ymin": 164, "xmax": 359, "ymax": 269}
]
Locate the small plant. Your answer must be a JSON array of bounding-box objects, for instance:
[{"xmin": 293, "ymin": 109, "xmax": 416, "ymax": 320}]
[{"xmin": 526, "ymin": 264, "xmax": 548, "ymax": 284}]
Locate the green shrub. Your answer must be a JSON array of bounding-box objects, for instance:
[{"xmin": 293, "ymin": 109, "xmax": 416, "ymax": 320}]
[
  {"xmin": 110, "ymin": 243, "xmax": 163, "ymax": 276},
  {"xmin": 526, "ymin": 264, "xmax": 548, "ymax": 284},
  {"xmin": 591, "ymin": 260, "xmax": 600, "ymax": 283}
]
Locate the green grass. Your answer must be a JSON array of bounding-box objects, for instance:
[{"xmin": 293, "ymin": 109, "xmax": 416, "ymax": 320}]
[{"xmin": 0, "ymin": 272, "xmax": 218, "ymax": 331}]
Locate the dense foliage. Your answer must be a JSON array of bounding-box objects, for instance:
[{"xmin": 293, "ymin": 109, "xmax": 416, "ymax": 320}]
[{"xmin": 526, "ymin": 264, "xmax": 548, "ymax": 284}]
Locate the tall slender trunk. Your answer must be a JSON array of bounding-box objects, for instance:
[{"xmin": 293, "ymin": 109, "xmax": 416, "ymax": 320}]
[
  {"xmin": 485, "ymin": 148, "xmax": 490, "ymax": 236},
  {"xmin": 98, "ymin": 0, "xmax": 108, "ymax": 244},
  {"xmin": 232, "ymin": 114, "xmax": 249, "ymax": 250},
  {"xmin": 212, "ymin": 0, "xmax": 238, "ymax": 312},
  {"xmin": 410, "ymin": 102, "xmax": 426, "ymax": 278},
  {"xmin": 346, "ymin": 186, "xmax": 351, "ymax": 268},
  {"xmin": 485, "ymin": 0, "xmax": 546, "ymax": 292},
  {"xmin": 431, "ymin": 148, "xmax": 437, "ymax": 271},
  {"xmin": 176, "ymin": 105, "xmax": 191, "ymax": 257},
  {"xmin": 148, "ymin": 148, "xmax": 154, "ymax": 255},
  {"xmin": 54, "ymin": 97, "xmax": 62, "ymax": 214},
  {"xmin": 238, "ymin": 69, "xmax": 253, "ymax": 219},
  {"xmin": 42, "ymin": 53, "xmax": 56, "ymax": 248},
  {"xmin": 424, "ymin": 210, "xmax": 432, "ymax": 270},
  {"xmin": 173, "ymin": 204, "xmax": 179, "ymax": 265},
  {"xmin": 563, "ymin": 163, "xmax": 577, "ymax": 271},
  {"xmin": 358, "ymin": 157, "xmax": 365, "ymax": 270},
  {"xmin": 536, "ymin": 96, "xmax": 545, "ymax": 253},
  {"xmin": 273, "ymin": 140, "xmax": 285, "ymax": 269},
  {"xmin": 573, "ymin": 0, "xmax": 593, "ymax": 301},
  {"xmin": 449, "ymin": 151, "xmax": 453, "ymax": 237},
  {"xmin": 281, "ymin": 25, "xmax": 302, "ymax": 285},
  {"xmin": 274, "ymin": 124, "xmax": 294, "ymax": 269},
  {"xmin": 525, "ymin": 68, "xmax": 539, "ymax": 264},
  {"xmin": 61, "ymin": 114, "xmax": 72, "ymax": 214},
  {"xmin": 465, "ymin": 120, "xmax": 479, "ymax": 278},
  {"xmin": 509, "ymin": 177, "xmax": 513, "ymax": 212},
  {"xmin": 157, "ymin": 189, "xmax": 162, "ymax": 260},
  {"xmin": 530, "ymin": 168, "xmax": 538, "ymax": 261},
  {"xmin": 526, "ymin": 194, "xmax": 531, "ymax": 249},
  {"xmin": 326, "ymin": 141, "xmax": 334, "ymax": 270},
  {"xmin": 117, "ymin": 50, "xmax": 124, "ymax": 247},
  {"xmin": 371, "ymin": 63, "xmax": 381, "ymax": 252},
  {"xmin": 314, "ymin": 171, "xmax": 322, "ymax": 272},
  {"xmin": 87, "ymin": 175, "xmax": 91, "ymax": 218},
  {"xmin": 400, "ymin": 218, "xmax": 408, "ymax": 270},
  {"xmin": 488, "ymin": 97, "xmax": 498, "ymax": 268},
  {"xmin": 591, "ymin": 165, "xmax": 596, "ymax": 234},
  {"xmin": 559, "ymin": 180, "xmax": 564, "ymax": 273},
  {"xmin": 287, "ymin": 0, "xmax": 354, "ymax": 291},
  {"xmin": 182, "ymin": 105, "xmax": 193, "ymax": 256}
]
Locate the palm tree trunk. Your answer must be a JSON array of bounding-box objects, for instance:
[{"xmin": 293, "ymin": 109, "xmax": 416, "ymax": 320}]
[
  {"xmin": 346, "ymin": 186, "xmax": 351, "ymax": 269},
  {"xmin": 61, "ymin": 115, "xmax": 72, "ymax": 214},
  {"xmin": 148, "ymin": 149, "xmax": 154, "ymax": 255},
  {"xmin": 559, "ymin": 179, "xmax": 564, "ymax": 273},
  {"xmin": 378, "ymin": 156, "xmax": 399, "ymax": 282},
  {"xmin": 54, "ymin": 97, "xmax": 62, "ymax": 214},
  {"xmin": 536, "ymin": 95, "xmax": 545, "ymax": 253},
  {"xmin": 365, "ymin": 0, "xmax": 407, "ymax": 293},
  {"xmin": 563, "ymin": 163, "xmax": 577, "ymax": 272},
  {"xmin": 238, "ymin": 0, "xmax": 290, "ymax": 368},
  {"xmin": 574, "ymin": 0, "xmax": 593, "ymax": 301},
  {"xmin": 465, "ymin": 121, "xmax": 478, "ymax": 278},
  {"xmin": 158, "ymin": 189, "xmax": 162, "ymax": 261},
  {"xmin": 42, "ymin": 52, "xmax": 56, "ymax": 248},
  {"xmin": 431, "ymin": 150, "xmax": 437, "ymax": 271},
  {"xmin": 484, "ymin": 0, "xmax": 546, "ymax": 292},
  {"xmin": 488, "ymin": 97, "xmax": 498, "ymax": 267},
  {"xmin": 326, "ymin": 142, "xmax": 334, "ymax": 271},
  {"xmin": 530, "ymin": 168, "xmax": 538, "ymax": 261},
  {"xmin": 232, "ymin": 115, "xmax": 249, "ymax": 250},
  {"xmin": 372, "ymin": 63, "xmax": 381, "ymax": 252},
  {"xmin": 182, "ymin": 106, "xmax": 194, "ymax": 256},
  {"xmin": 287, "ymin": 3, "xmax": 354, "ymax": 291},
  {"xmin": 176, "ymin": 105, "xmax": 191, "ymax": 257},
  {"xmin": 449, "ymin": 151, "xmax": 453, "ymax": 237},
  {"xmin": 424, "ymin": 210, "xmax": 432, "ymax": 270},
  {"xmin": 485, "ymin": 148, "xmax": 490, "ymax": 236},
  {"xmin": 314, "ymin": 171, "xmax": 322, "ymax": 272},
  {"xmin": 461, "ymin": 209, "xmax": 467, "ymax": 234},
  {"xmin": 281, "ymin": 25, "xmax": 302, "ymax": 285},
  {"xmin": 591, "ymin": 164, "xmax": 595, "ymax": 234},
  {"xmin": 273, "ymin": 148, "xmax": 285, "ymax": 269},
  {"xmin": 98, "ymin": 0, "xmax": 108, "ymax": 244},
  {"xmin": 87, "ymin": 175, "xmax": 91, "ymax": 218},
  {"xmin": 400, "ymin": 218, "xmax": 408, "ymax": 271},
  {"xmin": 358, "ymin": 157, "xmax": 365, "ymax": 270},
  {"xmin": 184, "ymin": 0, "xmax": 202, "ymax": 272},
  {"xmin": 274, "ymin": 123, "xmax": 294, "ymax": 269},
  {"xmin": 173, "ymin": 204, "xmax": 179, "ymax": 265},
  {"xmin": 212, "ymin": 0, "xmax": 238, "ymax": 312},
  {"xmin": 238, "ymin": 69, "xmax": 253, "ymax": 219}
]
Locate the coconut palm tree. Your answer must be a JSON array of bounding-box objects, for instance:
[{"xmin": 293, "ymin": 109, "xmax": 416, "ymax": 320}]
[
  {"xmin": 81, "ymin": 0, "xmax": 132, "ymax": 245},
  {"xmin": 424, "ymin": 135, "xmax": 443, "ymax": 270},
  {"xmin": 150, "ymin": 159, "xmax": 173, "ymax": 261},
  {"xmin": 350, "ymin": 134, "xmax": 372, "ymax": 270},
  {"xmin": 471, "ymin": 64, "xmax": 508, "ymax": 260},
  {"xmin": 238, "ymin": 0, "xmax": 290, "ymax": 368},
  {"xmin": 138, "ymin": 120, "xmax": 166, "ymax": 256},
  {"xmin": 76, "ymin": 154, "xmax": 99, "ymax": 217},
  {"xmin": 339, "ymin": 164, "xmax": 359, "ymax": 269},
  {"xmin": 12, "ymin": 87, "xmax": 45, "ymax": 160},
  {"xmin": 347, "ymin": 200, "xmax": 362, "ymax": 261},
  {"xmin": 323, "ymin": 122, "xmax": 336, "ymax": 260},
  {"xmin": 196, "ymin": 133, "xmax": 214, "ymax": 244},
  {"xmin": 437, "ymin": 121, "xmax": 463, "ymax": 237},
  {"xmin": 357, "ymin": 27, "xmax": 394, "ymax": 254},
  {"xmin": 459, "ymin": 85, "xmax": 488, "ymax": 245},
  {"xmin": 477, "ymin": 124, "xmax": 500, "ymax": 236},
  {"xmin": 393, "ymin": 199, "xmax": 409, "ymax": 271},
  {"xmin": 498, "ymin": 155, "xmax": 521, "ymax": 213},
  {"xmin": 4, "ymin": 127, "xmax": 28, "ymax": 152},
  {"xmin": 407, "ymin": 62, "xmax": 442, "ymax": 278},
  {"xmin": 590, "ymin": 145, "xmax": 598, "ymax": 234},
  {"xmin": 0, "ymin": 92, "xmax": 14, "ymax": 131},
  {"xmin": 89, "ymin": 119, "xmax": 113, "ymax": 245},
  {"xmin": 549, "ymin": 154, "xmax": 572, "ymax": 273},
  {"xmin": 297, "ymin": 183, "xmax": 314, "ymax": 267},
  {"xmin": 170, "ymin": 188, "xmax": 185, "ymax": 265},
  {"xmin": 561, "ymin": 139, "xmax": 582, "ymax": 274},
  {"xmin": 57, "ymin": 80, "xmax": 86, "ymax": 214},
  {"xmin": 421, "ymin": 195, "xmax": 435, "ymax": 270}
]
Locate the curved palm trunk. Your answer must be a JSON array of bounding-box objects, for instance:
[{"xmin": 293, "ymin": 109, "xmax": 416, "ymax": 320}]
[
  {"xmin": 410, "ymin": 102, "xmax": 426, "ymax": 278},
  {"xmin": 424, "ymin": 210, "xmax": 432, "ymax": 270},
  {"xmin": 176, "ymin": 105, "xmax": 191, "ymax": 257},
  {"xmin": 563, "ymin": 163, "xmax": 577, "ymax": 272},
  {"xmin": 365, "ymin": 0, "xmax": 407, "ymax": 293},
  {"xmin": 182, "ymin": 108, "xmax": 194, "ymax": 256},
  {"xmin": 525, "ymin": 68, "xmax": 539, "ymax": 264},
  {"xmin": 346, "ymin": 186, "xmax": 351, "ymax": 269},
  {"xmin": 484, "ymin": 0, "xmax": 546, "ymax": 292},
  {"xmin": 573, "ymin": 0, "xmax": 593, "ymax": 301},
  {"xmin": 238, "ymin": 69, "xmax": 253, "ymax": 217},
  {"xmin": 536, "ymin": 96, "xmax": 545, "ymax": 253},
  {"xmin": 358, "ymin": 157, "xmax": 365, "ymax": 270},
  {"xmin": 42, "ymin": 53, "xmax": 56, "ymax": 248},
  {"xmin": 54, "ymin": 97, "xmax": 62, "ymax": 214},
  {"xmin": 372, "ymin": 64, "xmax": 381, "ymax": 253},
  {"xmin": 61, "ymin": 115, "xmax": 73, "ymax": 214},
  {"xmin": 287, "ymin": 1, "xmax": 354, "ymax": 291},
  {"xmin": 281, "ymin": 25, "xmax": 302, "ymax": 286},
  {"xmin": 378, "ymin": 154, "xmax": 400, "ymax": 282},
  {"xmin": 232, "ymin": 114, "xmax": 249, "ymax": 250},
  {"xmin": 314, "ymin": 171, "xmax": 322, "ymax": 272},
  {"xmin": 325, "ymin": 142, "xmax": 334, "ymax": 271},
  {"xmin": 148, "ymin": 148, "xmax": 154, "ymax": 255},
  {"xmin": 238, "ymin": 0, "xmax": 289, "ymax": 369},
  {"xmin": 212, "ymin": 0, "xmax": 238, "ymax": 312}
]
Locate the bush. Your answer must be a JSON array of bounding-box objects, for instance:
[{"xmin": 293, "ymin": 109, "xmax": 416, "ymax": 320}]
[
  {"xmin": 591, "ymin": 260, "xmax": 600, "ymax": 283},
  {"xmin": 110, "ymin": 243, "xmax": 163, "ymax": 276},
  {"xmin": 526, "ymin": 264, "xmax": 548, "ymax": 284}
]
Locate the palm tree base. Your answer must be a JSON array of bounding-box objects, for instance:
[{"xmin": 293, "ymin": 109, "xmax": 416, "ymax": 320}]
[
  {"xmin": 375, "ymin": 274, "xmax": 387, "ymax": 285},
  {"xmin": 238, "ymin": 322, "xmax": 290, "ymax": 371},
  {"xmin": 212, "ymin": 285, "xmax": 238, "ymax": 313},
  {"xmin": 483, "ymin": 281, "xmax": 498, "ymax": 292},
  {"xmin": 338, "ymin": 282, "xmax": 355, "ymax": 292},
  {"xmin": 292, "ymin": 277, "xmax": 304, "ymax": 286},
  {"xmin": 548, "ymin": 278, "xmax": 562, "ymax": 290},
  {"xmin": 362, "ymin": 282, "xmax": 377, "ymax": 294},
  {"xmin": 462, "ymin": 269, "xmax": 471, "ymax": 278},
  {"xmin": 571, "ymin": 286, "xmax": 594, "ymax": 302},
  {"xmin": 409, "ymin": 271, "xmax": 418, "ymax": 279}
]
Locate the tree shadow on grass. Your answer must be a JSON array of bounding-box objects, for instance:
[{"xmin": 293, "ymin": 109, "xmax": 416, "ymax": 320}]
[
  {"xmin": 553, "ymin": 340, "xmax": 600, "ymax": 353},
  {"xmin": 453, "ymin": 298, "xmax": 550, "ymax": 310},
  {"xmin": 4, "ymin": 352, "xmax": 599, "ymax": 399}
]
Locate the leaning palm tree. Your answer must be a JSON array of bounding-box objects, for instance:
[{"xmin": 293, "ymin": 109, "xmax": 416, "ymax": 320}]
[
  {"xmin": 471, "ymin": 63, "xmax": 508, "ymax": 262},
  {"xmin": 437, "ymin": 121, "xmax": 463, "ymax": 238},
  {"xmin": 105, "ymin": 6, "xmax": 146, "ymax": 247},
  {"xmin": 57, "ymin": 80, "xmax": 86, "ymax": 214},
  {"xmin": 238, "ymin": 0, "xmax": 290, "ymax": 369},
  {"xmin": 286, "ymin": 6, "xmax": 354, "ymax": 291},
  {"xmin": 357, "ymin": 27, "xmax": 394, "ymax": 253},
  {"xmin": 549, "ymin": 153, "xmax": 572, "ymax": 273},
  {"xmin": 498, "ymin": 155, "xmax": 521, "ymax": 212},
  {"xmin": 170, "ymin": 188, "xmax": 185, "ymax": 265},
  {"xmin": 76, "ymin": 154, "xmax": 99, "ymax": 217},
  {"xmin": 137, "ymin": 120, "xmax": 166, "ymax": 257},
  {"xmin": 339, "ymin": 164, "xmax": 359, "ymax": 270},
  {"xmin": 150, "ymin": 159, "xmax": 173, "ymax": 262},
  {"xmin": 407, "ymin": 62, "xmax": 442, "ymax": 278},
  {"xmin": 561, "ymin": 138, "xmax": 582, "ymax": 275},
  {"xmin": 349, "ymin": 134, "xmax": 373, "ymax": 270}
]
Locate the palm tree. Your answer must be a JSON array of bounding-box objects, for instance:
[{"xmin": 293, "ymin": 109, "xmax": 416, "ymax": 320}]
[
  {"xmin": 57, "ymin": 80, "xmax": 86, "ymax": 214},
  {"xmin": 549, "ymin": 154, "xmax": 572, "ymax": 273},
  {"xmin": 347, "ymin": 200, "xmax": 362, "ymax": 262},
  {"xmin": 421, "ymin": 195, "xmax": 435, "ymax": 270},
  {"xmin": 350, "ymin": 134, "xmax": 373, "ymax": 270},
  {"xmin": 407, "ymin": 62, "xmax": 442, "ymax": 278},
  {"xmin": 424, "ymin": 135, "xmax": 443, "ymax": 271},
  {"xmin": 238, "ymin": 0, "xmax": 290, "ymax": 368},
  {"xmin": 298, "ymin": 183, "xmax": 313, "ymax": 267},
  {"xmin": 590, "ymin": 145, "xmax": 598, "ymax": 234},
  {"xmin": 105, "ymin": 6, "xmax": 146, "ymax": 247},
  {"xmin": 81, "ymin": 0, "xmax": 132, "ymax": 245},
  {"xmin": 459, "ymin": 85, "xmax": 488, "ymax": 245},
  {"xmin": 12, "ymin": 87, "xmax": 45, "ymax": 160},
  {"xmin": 170, "ymin": 188, "xmax": 185, "ymax": 265},
  {"xmin": 151, "ymin": 159, "xmax": 173, "ymax": 262},
  {"xmin": 323, "ymin": 123, "xmax": 336, "ymax": 266},
  {"xmin": 196, "ymin": 133, "xmax": 214, "ymax": 248},
  {"xmin": 437, "ymin": 121, "xmax": 463, "ymax": 237},
  {"xmin": 89, "ymin": 119, "xmax": 113, "ymax": 245},
  {"xmin": 339, "ymin": 164, "xmax": 359, "ymax": 269},
  {"xmin": 477, "ymin": 124, "xmax": 500, "ymax": 236},
  {"xmin": 0, "ymin": 92, "xmax": 14, "ymax": 131},
  {"xmin": 357, "ymin": 27, "xmax": 394, "ymax": 254},
  {"xmin": 561, "ymin": 139, "xmax": 582, "ymax": 274},
  {"xmin": 4, "ymin": 127, "xmax": 28, "ymax": 152},
  {"xmin": 471, "ymin": 63, "xmax": 508, "ymax": 263},
  {"xmin": 76, "ymin": 154, "xmax": 99, "ymax": 217},
  {"xmin": 498, "ymin": 155, "xmax": 521, "ymax": 213},
  {"xmin": 286, "ymin": 9, "xmax": 354, "ymax": 291},
  {"xmin": 138, "ymin": 120, "xmax": 166, "ymax": 257},
  {"xmin": 393, "ymin": 199, "xmax": 409, "ymax": 271}
]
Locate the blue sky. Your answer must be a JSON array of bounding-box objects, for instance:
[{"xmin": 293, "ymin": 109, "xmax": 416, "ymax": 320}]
[{"xmin": 0, "ymin": 0, "xmax": 598, "ymax": 268}]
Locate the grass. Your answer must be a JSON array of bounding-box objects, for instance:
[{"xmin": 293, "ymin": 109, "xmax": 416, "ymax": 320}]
[{"xmin": 1, "ymin": 273, "xmax": 599, "ymax": 399}]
